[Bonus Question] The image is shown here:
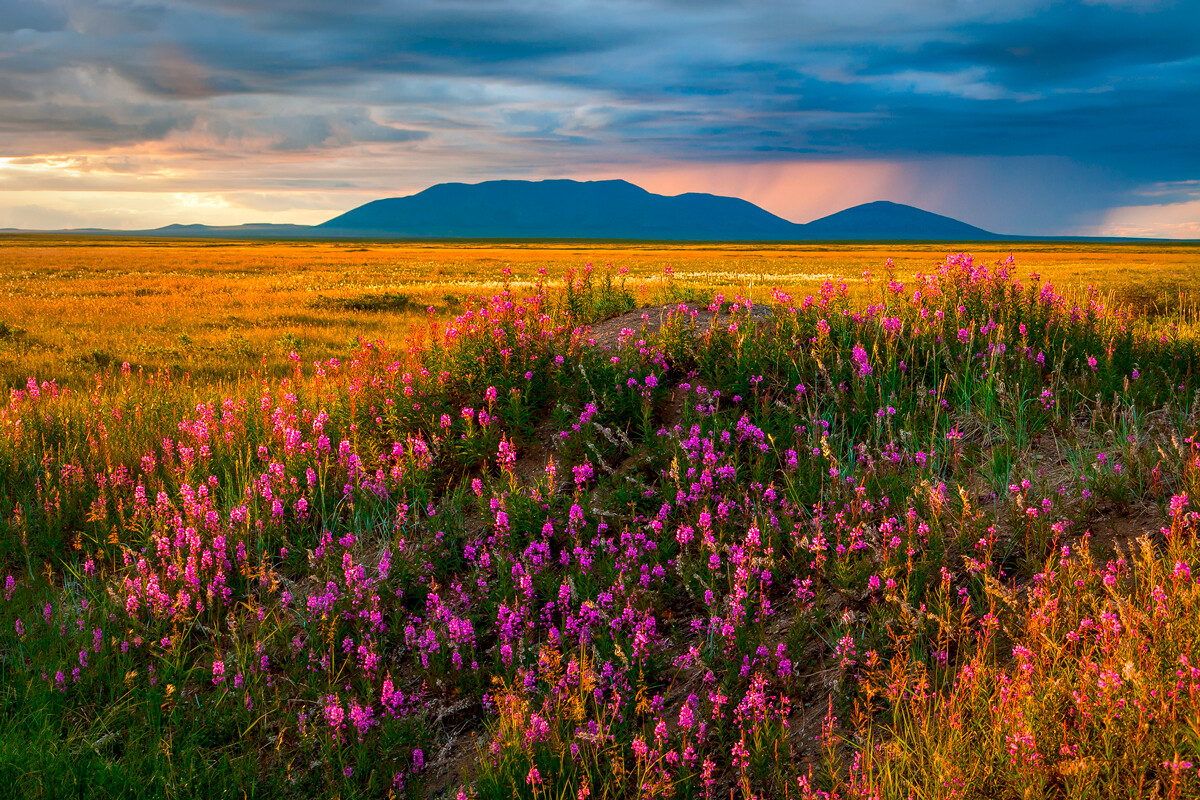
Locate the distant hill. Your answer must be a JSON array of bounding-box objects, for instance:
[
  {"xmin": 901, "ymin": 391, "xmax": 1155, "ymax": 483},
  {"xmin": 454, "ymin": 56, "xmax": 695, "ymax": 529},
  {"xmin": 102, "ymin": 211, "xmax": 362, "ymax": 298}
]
[
  {"xmin": 149, "ymin": 223, "xmax": 318, "ymax": 237},
  {"xmin": 318, "ymin": 179, "xmax": 1005, "ymax": 240},
  {"xmin": 319, "ymin": 179, "xmax": 803, "ymax": 240},
  {"xmin": 12, "ymin": 178, "xmax": 1179, "ymax": 241},
  {"xmin": 800, "ymin": 200, "xmax": 1001, "ymax": 241},
  {"xmin": 317, "ymin": 180, "xmax": 1012, "ymax": 240}
]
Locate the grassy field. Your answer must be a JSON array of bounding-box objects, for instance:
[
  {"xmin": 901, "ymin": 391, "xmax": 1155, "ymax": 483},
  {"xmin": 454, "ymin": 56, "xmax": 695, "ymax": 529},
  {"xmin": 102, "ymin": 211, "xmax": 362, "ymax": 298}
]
[
  {"xmin": 2, "ymin": 238, "xmax": 1200, "ymax": 798},
  {"xmin": 2, "ymin": 236, "xmax": 1197, "ymax": 388}
]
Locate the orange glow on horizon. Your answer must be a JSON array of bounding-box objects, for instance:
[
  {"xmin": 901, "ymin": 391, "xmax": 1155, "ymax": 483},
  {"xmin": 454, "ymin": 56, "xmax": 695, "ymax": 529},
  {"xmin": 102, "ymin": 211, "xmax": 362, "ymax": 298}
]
[{"xmin": 584, "ymin": 160, "xmax": 913, "ymax": 224}]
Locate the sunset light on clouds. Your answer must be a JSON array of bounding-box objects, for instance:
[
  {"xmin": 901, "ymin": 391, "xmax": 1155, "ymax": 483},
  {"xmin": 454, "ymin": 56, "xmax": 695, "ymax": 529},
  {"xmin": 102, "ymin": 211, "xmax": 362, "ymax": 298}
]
[{"xmin": 0, "ymin": 0, "xmax": 1196, "ymax": 236}]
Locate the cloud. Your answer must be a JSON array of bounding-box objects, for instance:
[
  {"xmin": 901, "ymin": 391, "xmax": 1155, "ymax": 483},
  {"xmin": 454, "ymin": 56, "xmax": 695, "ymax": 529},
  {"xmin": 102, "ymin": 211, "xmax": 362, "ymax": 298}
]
[
  {"xmin": 0, "ymin": 0, "xmax": 67, "ymax": 34},
  {"xmin": 1095, "ymin": 199, "xmax": 1200, "ymax": 239},
  {"xmin": 0, "ymin": 0, "xmax": 1195, "ymax": 233}
]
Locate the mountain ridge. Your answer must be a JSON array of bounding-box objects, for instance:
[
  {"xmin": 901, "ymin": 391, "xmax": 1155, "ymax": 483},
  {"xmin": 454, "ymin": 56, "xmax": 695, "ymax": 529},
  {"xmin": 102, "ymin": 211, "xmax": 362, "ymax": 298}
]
[
  {"xmin": 800, "ymin": 200, "xmax": 997, "ymax": 241},
  {"xmin": 319, "ymin": 179, "xmax": 807, "ymax": 240},
  {"xmin": 316, "ymin": 179, "xmax": 1005, "ymax": 241},
  {"xmin": 3, "ymin": 179, "xmax": 1188, "ymax": 241}
]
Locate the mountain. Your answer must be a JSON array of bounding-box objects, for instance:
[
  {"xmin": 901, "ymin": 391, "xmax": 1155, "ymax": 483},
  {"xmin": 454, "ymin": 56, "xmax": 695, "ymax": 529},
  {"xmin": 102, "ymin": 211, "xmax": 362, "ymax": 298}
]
[
  {"xmin": 801, "ymin": 200, "xmax": 1003, "ymax": 241},
  {"xmin": 18, "ymin": 178, "xmax": 1161, "ymax": 240},
  {"xmin": 0, "ymin": 223, "xmax": 323, "ymax": 239},
  {"xmin": 318, "ymin": 179, "xmax": 1008, "ymax": 240},
  {"xmin": 149, "ymin": 223, "xmax": 320, "ymax": 238},
  {"xmin": 319, "ymin": 179, "xmax": 802, "ymax": 240}
]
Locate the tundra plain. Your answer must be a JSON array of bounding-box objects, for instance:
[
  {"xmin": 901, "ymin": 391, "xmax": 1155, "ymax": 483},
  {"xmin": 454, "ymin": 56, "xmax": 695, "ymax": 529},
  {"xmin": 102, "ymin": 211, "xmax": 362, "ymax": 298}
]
[
  {"xmin": 2, "ymin": 238, "xmax": 1198, "ymax": 388},
  {"xmin": 2, "ymin": 237, "xmax": 1200, "ymax": 799}
]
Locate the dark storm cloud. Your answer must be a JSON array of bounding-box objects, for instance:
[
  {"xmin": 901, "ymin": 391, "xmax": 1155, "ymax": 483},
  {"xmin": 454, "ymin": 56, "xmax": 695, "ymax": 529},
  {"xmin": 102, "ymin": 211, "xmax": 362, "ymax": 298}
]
[
  {"xmin": 0, "ymin": 0, "xmax": 68, "ymax": 33},
  {"xmin": 0, "ymin": 0, "xmax": 1196, "ymax": 231},
  {"xmin": 854, "ymin": 4, "xmax": 1200, "ymax": 90}
]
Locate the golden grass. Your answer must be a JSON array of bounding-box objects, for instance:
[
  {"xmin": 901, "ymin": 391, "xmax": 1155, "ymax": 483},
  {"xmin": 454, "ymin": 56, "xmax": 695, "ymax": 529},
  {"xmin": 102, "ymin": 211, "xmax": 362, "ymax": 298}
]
[{"xmin": 2, "ymin": 235, "xmax": 1198, "ymax": 388}]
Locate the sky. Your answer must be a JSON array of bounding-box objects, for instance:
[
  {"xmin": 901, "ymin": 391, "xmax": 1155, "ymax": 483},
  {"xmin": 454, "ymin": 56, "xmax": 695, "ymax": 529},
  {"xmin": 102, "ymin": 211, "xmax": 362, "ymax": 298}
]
[{"xmin": 0, "ymin": 0, "xmax": 1197, "ymax": 237}]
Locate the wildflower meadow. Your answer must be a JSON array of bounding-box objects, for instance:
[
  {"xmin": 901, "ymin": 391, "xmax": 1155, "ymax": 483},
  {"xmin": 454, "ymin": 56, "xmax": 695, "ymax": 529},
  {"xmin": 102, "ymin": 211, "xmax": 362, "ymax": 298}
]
[{"xmin": 2, "ymin": 251, "xmax": 1200, "ymax": 799}]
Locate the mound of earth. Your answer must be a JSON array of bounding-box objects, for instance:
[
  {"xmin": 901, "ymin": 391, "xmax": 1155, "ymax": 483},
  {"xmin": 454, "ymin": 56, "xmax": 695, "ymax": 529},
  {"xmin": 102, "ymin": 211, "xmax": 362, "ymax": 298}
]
[{"xmin": 580, "ymin": 301, "xmax": 774, "ymax": 349}]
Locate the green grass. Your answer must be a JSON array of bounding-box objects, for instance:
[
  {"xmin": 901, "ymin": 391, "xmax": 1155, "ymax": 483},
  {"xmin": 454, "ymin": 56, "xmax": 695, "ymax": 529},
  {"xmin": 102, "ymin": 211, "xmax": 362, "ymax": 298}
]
[{"xmin": 0, "ymin": 248, "xmax": 1199, "ymax": 797}]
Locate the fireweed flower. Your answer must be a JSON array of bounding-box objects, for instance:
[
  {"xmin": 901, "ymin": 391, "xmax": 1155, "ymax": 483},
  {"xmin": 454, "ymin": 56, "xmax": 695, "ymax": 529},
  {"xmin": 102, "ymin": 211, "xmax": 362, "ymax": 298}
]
[
  {"xmin": 1170, "ymin": 493, "xmax": 1189, "ymax": 517},
  {"xmin": 349, "ymin": 699, "xmax": 376, "ymax": 741},
  {"xmin": 6, "ymin": 255, "xmax": 1199, "ymax": 795},
  {"xmin": 322, "ymin": 695, "xmax": 346, "ymax": 742},
  {"xmin": 851, "ymin": 343, "xmax": 872, "ymax": 376}
]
